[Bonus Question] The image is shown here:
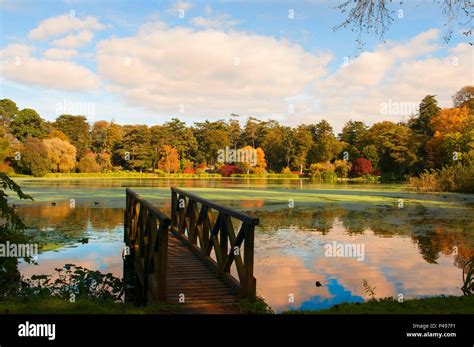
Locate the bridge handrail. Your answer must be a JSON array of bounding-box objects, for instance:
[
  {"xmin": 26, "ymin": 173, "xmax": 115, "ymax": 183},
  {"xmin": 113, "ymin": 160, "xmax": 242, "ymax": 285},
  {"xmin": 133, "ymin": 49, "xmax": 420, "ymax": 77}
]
[
  {"xmin": 124, "ymin": 188, "xmax": 170, "ymax": 302},
  {"xmin": 171, "ymin": 187, "xmax": 258, "ymax": 299}
]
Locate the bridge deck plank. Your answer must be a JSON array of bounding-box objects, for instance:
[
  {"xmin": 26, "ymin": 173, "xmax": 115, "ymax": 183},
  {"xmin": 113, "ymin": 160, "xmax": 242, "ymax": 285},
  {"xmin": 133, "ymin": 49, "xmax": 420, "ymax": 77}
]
[{"xmin": 165, "ymin": 231, "xmax": 240, "ymax": 313}]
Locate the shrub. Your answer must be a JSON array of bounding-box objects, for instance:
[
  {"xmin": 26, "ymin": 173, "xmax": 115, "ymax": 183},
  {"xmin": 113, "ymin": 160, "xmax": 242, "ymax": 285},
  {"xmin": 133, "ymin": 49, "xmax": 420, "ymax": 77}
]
[
  {"xmin": 281, "ymin": 167, "xmax": 292, "ymax": 174},
  {"xmin": 309, "ymin": 161, "xmax": 335, "ymax": 181},
  {"xmin": 322, "ymin": 171, "xmax": 338, "ymax": 182},
  {"xmin": 77, "ymin": 154, "xmax": 101, "ymax": 173},
  {"xmin": 410, "ymin": 163, "xmax": 474, "ymax": 193},
  {"xmin": 351, "ymin": 158, "xmax": 373, "ymax": 177},
  {"xmin": 220, "ymin": 165, "xmax": 242, "ymax": 176},
  {"xmin": 334, "ymin": 159, "xmax": 352, "ymax": 178}
]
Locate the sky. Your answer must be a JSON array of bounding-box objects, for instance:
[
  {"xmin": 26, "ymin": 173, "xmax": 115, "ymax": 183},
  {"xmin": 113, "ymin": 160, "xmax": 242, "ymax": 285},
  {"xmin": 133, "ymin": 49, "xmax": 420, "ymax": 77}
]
[{"xmin": 0, "ymin": 0, "xmax": 472, "ymax": 132}]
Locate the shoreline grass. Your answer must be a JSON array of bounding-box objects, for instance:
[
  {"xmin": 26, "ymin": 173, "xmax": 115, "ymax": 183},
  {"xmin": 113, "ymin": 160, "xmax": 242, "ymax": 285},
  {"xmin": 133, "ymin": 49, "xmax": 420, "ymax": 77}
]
[{"xmin": 283, "ymin": 295, "xmax": 474, "ymax": 314}]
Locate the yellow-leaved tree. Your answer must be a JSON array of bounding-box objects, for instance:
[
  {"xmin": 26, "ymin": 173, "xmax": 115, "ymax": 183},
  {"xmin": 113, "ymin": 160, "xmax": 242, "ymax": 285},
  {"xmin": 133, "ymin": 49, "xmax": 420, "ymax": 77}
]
[{"xmin": 42, "ymin": 137, "xmax": 76, "ymax": 172}]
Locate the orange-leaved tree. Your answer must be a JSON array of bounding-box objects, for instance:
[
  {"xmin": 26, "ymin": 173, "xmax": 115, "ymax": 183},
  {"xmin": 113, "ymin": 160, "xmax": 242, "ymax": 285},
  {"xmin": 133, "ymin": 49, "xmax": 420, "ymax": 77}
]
[
  {"xmin": 426, "ymin": 107, "xmax": 473, "ymax": 167},
  {"xmin": 157, "ymin": 145, "xmax": 180, "ymax": 173}
]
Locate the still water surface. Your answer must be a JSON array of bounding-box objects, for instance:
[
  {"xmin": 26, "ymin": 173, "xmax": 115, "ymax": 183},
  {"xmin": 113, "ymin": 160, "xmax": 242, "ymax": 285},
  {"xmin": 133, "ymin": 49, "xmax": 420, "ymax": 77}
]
[{"xmin": 14, "ymin": 178, "xmax": 474, "ymax": 312}]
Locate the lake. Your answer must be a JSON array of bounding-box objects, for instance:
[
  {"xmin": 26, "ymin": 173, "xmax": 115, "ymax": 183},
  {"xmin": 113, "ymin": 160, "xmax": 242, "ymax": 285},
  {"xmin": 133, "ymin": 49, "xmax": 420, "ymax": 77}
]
[{"xmin": 12, "ymin": 178, "xmax": 474, "ymax": 313}]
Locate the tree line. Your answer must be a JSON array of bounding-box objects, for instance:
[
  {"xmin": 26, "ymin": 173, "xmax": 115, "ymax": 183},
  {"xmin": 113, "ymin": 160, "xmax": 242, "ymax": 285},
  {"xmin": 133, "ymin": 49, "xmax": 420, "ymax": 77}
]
[{"xmin": 0, "ymin": 86, "xmax": 472, "ymax": 180}]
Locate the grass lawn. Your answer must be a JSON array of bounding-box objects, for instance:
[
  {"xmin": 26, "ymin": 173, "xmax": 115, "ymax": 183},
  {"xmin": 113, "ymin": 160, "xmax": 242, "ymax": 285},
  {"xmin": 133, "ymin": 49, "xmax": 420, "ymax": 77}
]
[{"xmin": 284, "ymin": 296, "xmax": 474, "ymax": 314}]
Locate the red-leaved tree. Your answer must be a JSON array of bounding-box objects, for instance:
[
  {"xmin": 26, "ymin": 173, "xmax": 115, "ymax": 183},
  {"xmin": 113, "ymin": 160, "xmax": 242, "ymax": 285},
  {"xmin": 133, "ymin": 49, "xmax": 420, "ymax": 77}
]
[{"xmin": 351, "ymin": 158, "xmax": 373, "ymax": 176}]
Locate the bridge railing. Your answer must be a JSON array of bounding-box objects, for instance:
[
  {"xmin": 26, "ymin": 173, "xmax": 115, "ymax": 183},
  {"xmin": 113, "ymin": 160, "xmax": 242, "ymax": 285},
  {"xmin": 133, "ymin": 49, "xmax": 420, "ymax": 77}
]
[
  {"xmin": 171, "ymin": 187, "xmax": 259, "ymax": 300},
  {"xmin": 124, "ymin": 188, "xmax": 170, "ymax": 303}
]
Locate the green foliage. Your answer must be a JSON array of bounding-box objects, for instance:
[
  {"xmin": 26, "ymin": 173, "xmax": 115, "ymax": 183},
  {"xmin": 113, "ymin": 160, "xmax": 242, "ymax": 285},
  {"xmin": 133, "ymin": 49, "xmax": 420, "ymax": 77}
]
[
  {"xmin": 334, "ymin": 159, "xmax": 351, "ymax": 178},
  {"xmin": 364, "ymin": 121, "xmax": 419, "ymax": 174},
  {"xmin": 290, "ymin": 125, "xmax": 313, "ymax": 172},
  {"xmin": 19, "ymin": 264, "xmax": 122, "ymax": 301},
  {"xmin": 0, "ymin": 173, "xmax": 33, "ymax": 296},
  {"xmin": 309, "ymin": 162, "xmax": 337, "ymax": 182},
  {"xmin": 409, "ymin": 95, "xmax": 440, "ymax": 136},
  {"xmin": 9, "ymin": 108, "xmax": 47, "ymax": 141},
  {"xmin": 0, "ymin": 92, "xmax": 472, "ymax": 191},
  {"xmin": 239, "ymin": 296, "xmax": 274, "ymax": 314},
  {"xmin": 308, "ymin": 120, "xmax": 342, "ymax": 163},
  {"xmin": 0, "ymin": 99, "xmax": 18, "ymax": 126},
  {"xmin": 285, "ymin": 295, "xmax": 474, "ymax": 314},
  {"xmin": 194, "ymin": 120, "xmax": 230, "ymax": 165},
  {"xmin": 54, "ymin": 115, "xmax": 91, "ymax": 159},
  {"xmin": 339, "ymin": 120, "xmax": 367, "ymax": 148},
  {"xmin": 361, "ymin": 174, "xmax": 380, "ymax": 182},
  {"xmin": 380, "ymin": 172, "xmax": 407, "ymax": 182},
  {"xmin": 261, "ymin": 123, "xmax": 292, "ymax": 172},
  {"xmin": 361, "ymin": 145, "xmax": 379, "ymax": 169},
  {"xmin": 409, "ymin": 162, "xmax": 474, "ymax": 193},
  {"xmin": 0, "ymin": 296, "xmax": 182, "ymax": 314},
  {"xmin": 114, "ymin": 125, "xmax": 152, "ymax": 171}
]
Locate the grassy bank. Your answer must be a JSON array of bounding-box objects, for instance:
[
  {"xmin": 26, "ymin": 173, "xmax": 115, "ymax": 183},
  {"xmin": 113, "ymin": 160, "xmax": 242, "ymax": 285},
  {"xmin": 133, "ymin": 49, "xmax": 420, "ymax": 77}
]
[
  {"xmin": 0, "ymin": 297, "xmax": 183, "ymax": 314},
  {"xmin": 284, "ymin": 296, "xmax": 474, "ymax": 314}
]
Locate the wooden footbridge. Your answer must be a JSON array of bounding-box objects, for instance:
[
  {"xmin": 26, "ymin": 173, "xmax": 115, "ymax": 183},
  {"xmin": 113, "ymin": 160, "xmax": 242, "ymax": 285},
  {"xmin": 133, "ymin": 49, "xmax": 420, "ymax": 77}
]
[{"xmin": 123, "ymin": 187, "xmax": 259, "ymax": 313}]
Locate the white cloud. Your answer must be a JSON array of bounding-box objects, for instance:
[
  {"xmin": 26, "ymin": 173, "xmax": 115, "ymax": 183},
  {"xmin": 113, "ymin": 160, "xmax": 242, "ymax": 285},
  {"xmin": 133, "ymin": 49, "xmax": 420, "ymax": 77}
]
[
  {"xmin": 43, "ymin": 48, "xmax": 78, "ymax": 60},
  {"xmin": 96, "ymin": 24, "xmax": 329, "ymax": 119},
  {"xmin": 191, "ymin": 5, "xmax": 239, "ymax": 30},
  {"xmin": 52, "ymin": 31, "xmax": 94, "ymax": 48},
  {"xmin": 28, "ymin": 14, "xmax": 105, "ymax": 40},
  {"xmin": 292, "ymin": 29, "xmax": 472, "ymax": 130},
  {"xmin": 1, "ymin": 44, "xmax": 98, "ymax": 91}
]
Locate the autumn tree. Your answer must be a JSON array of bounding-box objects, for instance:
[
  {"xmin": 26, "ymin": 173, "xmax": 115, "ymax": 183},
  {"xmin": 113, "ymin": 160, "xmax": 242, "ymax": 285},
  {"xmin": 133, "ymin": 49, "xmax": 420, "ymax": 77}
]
[
  {"xmin": 254, "ymin": 147, "xmax": 267, "ymax": 174},
  {"xmin": 426, "ymin": 107, "xmax": 473, "ymax": 167},
  {"xmin": 76, "ymin": 153, "xmax": 101, "ymax": 173},
  {"xmin": 453, "ymin": 86, "xmax": 474, "ymax": 113},
  {"xmin": 91, "ymin": 121, "xmax": 109, "ymax": 153},
  {"xmin": 0, "ymin": 99, "xmax": 18, "ymax": 127},
  {"xmin": 54, "ymin": 115, "xmax": 91, "ymax": 159},
  {"xmin": 19, "ymin": 137, "xmax": 51, "ymax": 177},
  {"xmin": 157, "ymin": 145, "xmax": 180, "ymax": 173},
  {"xmin": 351, "ymin": 158, "xmax": 373, "ymax": 177},
  {"xmin": 43, "ymin": 138, "xmax": 76, "ymax": 173},
  {"xmin": 47, "ymin": 129, "xmax": 69, "ymax": 141},
  {"xmin": 334, "ymin": 159, "xmax": 352, "ymax": 178}
]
